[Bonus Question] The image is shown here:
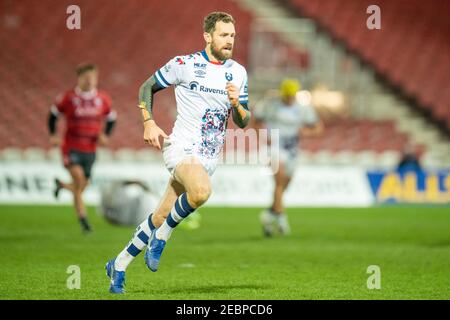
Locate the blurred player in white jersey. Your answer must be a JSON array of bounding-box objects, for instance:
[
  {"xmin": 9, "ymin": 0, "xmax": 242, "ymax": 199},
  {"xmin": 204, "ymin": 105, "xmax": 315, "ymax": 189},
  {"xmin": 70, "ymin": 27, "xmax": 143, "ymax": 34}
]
[
  {"xmin": 105, "ymin": 12, "xmax": 251, "ymax": 293},
  {"xmin": 254, "ymin": 79, "xmax": 323, "ymax": 237}
]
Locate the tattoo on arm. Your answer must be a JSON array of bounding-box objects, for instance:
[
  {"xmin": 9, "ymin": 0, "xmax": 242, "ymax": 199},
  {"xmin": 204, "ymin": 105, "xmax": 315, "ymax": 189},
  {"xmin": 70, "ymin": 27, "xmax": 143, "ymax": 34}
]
[
  {"xmin": 232, "ymin": 103, "xmax": 251, "ymax": 128},
  {"xmin": 138, "ymin": 75, "xmax": 165, "ymax": 121}
]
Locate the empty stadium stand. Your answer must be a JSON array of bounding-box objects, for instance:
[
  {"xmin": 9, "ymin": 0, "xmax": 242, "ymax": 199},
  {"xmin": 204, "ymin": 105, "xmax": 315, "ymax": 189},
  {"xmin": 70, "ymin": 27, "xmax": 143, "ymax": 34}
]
[
  {"xmin": 0, "ymin": 0, "xmax": 253, "ymax": 150},
  {"xmin": 284, "ymin": 0, "xmax": 450, "ymax": 131}
]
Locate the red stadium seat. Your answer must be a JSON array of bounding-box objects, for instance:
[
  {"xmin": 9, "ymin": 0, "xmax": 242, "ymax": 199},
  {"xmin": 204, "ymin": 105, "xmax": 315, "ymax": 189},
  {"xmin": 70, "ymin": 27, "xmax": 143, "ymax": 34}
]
[
  {"xmin": 0, "ymin": 0, "xmax": 253, "ymax": 151},
  {"xmin": 287, "ymin": 0, "xmax": 450, "ymax": 130}
]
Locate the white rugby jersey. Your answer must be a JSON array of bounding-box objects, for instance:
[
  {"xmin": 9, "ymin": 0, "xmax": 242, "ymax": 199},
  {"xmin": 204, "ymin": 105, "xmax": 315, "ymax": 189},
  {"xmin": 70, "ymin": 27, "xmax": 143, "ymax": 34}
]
[
  {"xmin": 154, "ymin": 50, "xmax": 248, "ymax": 159},
  {"xmin": 254, "ymin": 96, "xmax": 318, "ymax": 154}
]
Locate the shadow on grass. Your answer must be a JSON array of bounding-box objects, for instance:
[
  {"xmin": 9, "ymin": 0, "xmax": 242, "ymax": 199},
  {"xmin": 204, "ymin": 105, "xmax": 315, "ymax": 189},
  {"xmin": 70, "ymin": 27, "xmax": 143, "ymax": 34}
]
[
  {"xmin": 185, "ymin": 234, "xmax": 302, "ymax": 246},
  {"xmin": 420, "ymin": 239, "xmax": 450, "ymax": 248}
]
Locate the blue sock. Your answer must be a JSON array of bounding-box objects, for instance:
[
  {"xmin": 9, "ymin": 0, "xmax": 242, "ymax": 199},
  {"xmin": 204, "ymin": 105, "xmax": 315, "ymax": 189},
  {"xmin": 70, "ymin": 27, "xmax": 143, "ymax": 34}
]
[
  {"xmin": 155, "ymin": 193, "xmax": 195, "ymax": 241},
  {"xmin": 115, "ymin": 213, "xmax": 156, "ymax": 271}
]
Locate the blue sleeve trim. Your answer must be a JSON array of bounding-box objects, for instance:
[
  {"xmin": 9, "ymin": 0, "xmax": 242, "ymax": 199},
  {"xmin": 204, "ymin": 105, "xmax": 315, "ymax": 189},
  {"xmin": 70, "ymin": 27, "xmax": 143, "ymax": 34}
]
[
  {"xmin": 156, "ymin": 70, "xmax": 171, "ymax": 87},
  {"xmin": 154, "ymin": 73, "xmax": 165, "ymax": 88}
]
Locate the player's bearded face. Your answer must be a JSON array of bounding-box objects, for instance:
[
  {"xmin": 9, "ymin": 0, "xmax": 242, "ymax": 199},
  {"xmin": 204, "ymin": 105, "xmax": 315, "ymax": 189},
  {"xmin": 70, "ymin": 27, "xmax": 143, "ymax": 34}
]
[
  {"xmin": 210, "ymin": 38, "xmax": 233, "ymax": 61},
  {"xmin": 209, "ymin": 22, "xmax": 235, "ymax": 61}
]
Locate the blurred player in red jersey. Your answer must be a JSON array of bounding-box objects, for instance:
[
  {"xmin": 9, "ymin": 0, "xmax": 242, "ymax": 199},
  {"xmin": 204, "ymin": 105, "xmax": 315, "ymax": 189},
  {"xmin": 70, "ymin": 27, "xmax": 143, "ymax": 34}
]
[{"xmin": 47, "ymin": 63, "xmax": 117, "ymax": 233}]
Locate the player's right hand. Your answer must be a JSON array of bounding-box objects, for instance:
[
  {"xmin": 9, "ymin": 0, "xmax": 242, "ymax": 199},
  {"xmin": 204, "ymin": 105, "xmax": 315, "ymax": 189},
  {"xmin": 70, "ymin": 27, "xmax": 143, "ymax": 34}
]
[
  {"xmin": 49, "ymin": 135, "xmax": 61, "ymax": 147},
  {"xmin": 143, "ymin": 120, "xmax": 169, "ymax": 150}
]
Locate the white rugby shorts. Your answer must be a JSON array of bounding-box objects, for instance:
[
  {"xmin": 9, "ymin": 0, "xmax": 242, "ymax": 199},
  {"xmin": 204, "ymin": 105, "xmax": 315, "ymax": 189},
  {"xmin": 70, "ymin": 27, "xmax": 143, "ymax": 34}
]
[{"xmin": 162, "ymin": 137, "xmax": 218, "ymax": 177}]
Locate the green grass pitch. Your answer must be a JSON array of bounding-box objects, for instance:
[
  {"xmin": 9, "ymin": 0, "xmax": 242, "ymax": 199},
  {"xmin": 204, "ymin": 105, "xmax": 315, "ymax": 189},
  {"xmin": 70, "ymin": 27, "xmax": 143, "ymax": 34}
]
[{"xmin": 0, "ymin": 205, "xmax": 449, "ymax": 299}]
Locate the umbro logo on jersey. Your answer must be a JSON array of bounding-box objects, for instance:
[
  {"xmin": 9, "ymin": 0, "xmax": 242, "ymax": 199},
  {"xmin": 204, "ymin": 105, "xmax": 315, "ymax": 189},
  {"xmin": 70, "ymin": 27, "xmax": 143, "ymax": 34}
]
[{"xmin": 194, "ymin": 70, "xmax": 207, "ymax": 78}]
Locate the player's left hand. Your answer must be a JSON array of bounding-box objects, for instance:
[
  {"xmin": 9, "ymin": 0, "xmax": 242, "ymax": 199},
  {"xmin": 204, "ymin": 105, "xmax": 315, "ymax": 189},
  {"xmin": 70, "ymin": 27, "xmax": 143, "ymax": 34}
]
[
  {"xmin": 98, "ymin": 134, "xmax": 109, "ymax": 146},
  {"xmin": 226, "ymin": 82, "xmax": 239, "ymax": 108}
]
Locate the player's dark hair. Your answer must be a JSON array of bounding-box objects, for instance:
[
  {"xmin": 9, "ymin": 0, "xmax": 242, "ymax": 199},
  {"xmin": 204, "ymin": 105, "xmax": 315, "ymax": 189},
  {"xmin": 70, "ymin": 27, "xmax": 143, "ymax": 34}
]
[
  {"xmin": 76, "ymin": 63, "xmax": 97, "ymax": 76},
  {"xmin": 203, "ymin": 12, "xmax": 235, "ymax": 34}
]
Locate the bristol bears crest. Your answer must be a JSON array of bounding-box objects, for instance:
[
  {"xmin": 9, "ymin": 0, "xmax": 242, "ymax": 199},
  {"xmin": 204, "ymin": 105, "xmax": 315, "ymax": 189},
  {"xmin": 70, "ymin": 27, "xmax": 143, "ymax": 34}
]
[{"xmin": 225, "ymin": 72, "xmax": 233, "ymax": 81}]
